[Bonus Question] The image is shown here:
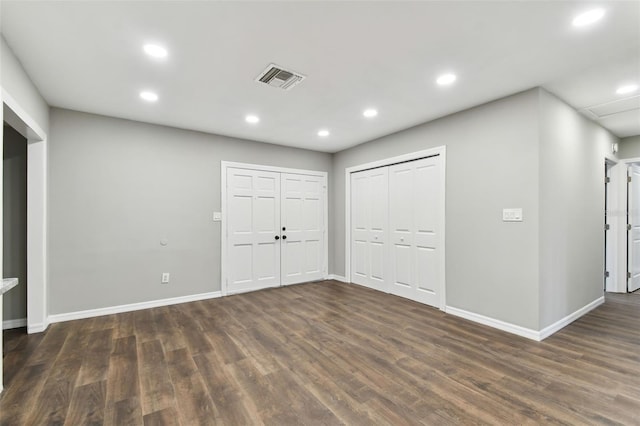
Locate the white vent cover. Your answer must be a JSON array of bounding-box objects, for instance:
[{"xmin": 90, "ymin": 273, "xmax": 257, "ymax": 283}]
[
  {"xmin": 582, "ymin": 95, "xmax": 640, "ymax": 119},
  {"xmin": 255, "ymin": 63, "xmax": 306, "ymax": 91}
]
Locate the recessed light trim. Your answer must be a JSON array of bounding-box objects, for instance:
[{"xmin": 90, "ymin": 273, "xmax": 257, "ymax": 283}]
[
  {"xmin": 140, "ymin": 91, "xmax": 158, "ymax": 102},
  {"xmin": 363, "ymin": 109, "xmax": 378, "ymax": 118},
  {"xmin": 143, "ymin": 44, "xmax": 168, "ymax": 58},
  {"xmin": 317, "ymin": 129, "xmax": 330, "ymax": 137},
  {"xmin": 572, "ymin": 8, "xmax": 605, "ymax": 27},
  {"xmin": 616, "ymin": 84, "xmax": 639, "ymax": 95},
  {"xmin": 245, "ymin": 115, "xmax": 260, "ymax": 124},
  {"xmin": 436, "ymin": 73, "xmax": 457, "ymax": 86}
]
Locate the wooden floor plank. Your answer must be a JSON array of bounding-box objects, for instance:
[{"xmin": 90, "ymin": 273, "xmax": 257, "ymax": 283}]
[{"xmin": 2, "ymin": 281, "xmax": 640, "ymax": 425}]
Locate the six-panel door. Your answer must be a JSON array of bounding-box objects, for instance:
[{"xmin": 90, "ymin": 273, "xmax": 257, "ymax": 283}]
[
  {"xmin": 227, "ymin": 168, "xmax": 281, "ymax": 294},
  {"xmin": 388, "ymin": 157, "xmax": 442, "ymax": 307},
  {"xmin": 351, "ymin": 167, "xmax": 389, "ymax": 292},
  {"xmin": 281, "ymin": 173, "xmax": 325, "ymax": 285}
]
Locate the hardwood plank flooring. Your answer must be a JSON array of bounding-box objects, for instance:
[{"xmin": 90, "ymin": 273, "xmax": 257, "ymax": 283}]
[{"xmin": 2, "ymin": 281, "xmax": 639, "ymax": 425}]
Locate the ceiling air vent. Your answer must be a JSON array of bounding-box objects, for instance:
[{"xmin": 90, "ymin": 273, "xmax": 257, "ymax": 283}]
[
  {"xmin": 582, "ymin": 95, "xmax": 640, "ymax": 119},
  {"xmin": 255, "ymin": 63, "xmax": 306, "ymax": 91}
]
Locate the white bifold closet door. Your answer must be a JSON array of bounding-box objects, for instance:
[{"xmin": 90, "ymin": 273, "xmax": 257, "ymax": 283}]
[
  {"xmin": 226, "ymin": 167, "xmax": 326, "ymax": 295},
  {"xmin": 351, "ymin": 167, "xmax": 389, "ymax": 292},
  {"xmin": 350, "ymin": 155, "xmax": 443, "ymax": 308},
  {"xmin": 388, "ymin": 157, "xmax": 443, "ymax": 307}
]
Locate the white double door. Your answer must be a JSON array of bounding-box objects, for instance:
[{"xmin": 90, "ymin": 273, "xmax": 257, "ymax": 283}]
[
  {"xmin": 351, "ymin": 155, "xmax": 444, "ymax": 308},
  {"xmin": 226, "ymin": 167, "xmax": 326, "ymax": 295}
]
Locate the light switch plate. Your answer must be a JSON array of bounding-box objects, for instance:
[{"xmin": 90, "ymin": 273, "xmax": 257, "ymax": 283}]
[
  {"xmin": 503, "ymin": 208, "xmax": 523, "ymax": 222},
  {"xmin": 213, "ymin": 212, "xmax": 222, "ymax": 222}
]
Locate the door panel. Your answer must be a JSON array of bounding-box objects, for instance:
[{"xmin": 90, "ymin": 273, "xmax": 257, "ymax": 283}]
[
  {"xmin": 350, "ymin": 168, "xmax": 389, "ymax": 291},
  {"xmin": 629, "ymin": 164, "xmax": 640, "ymax": 292},
  {"xmin": 281, "ymin": 173, "xmax": 325, "ymax": 285},
  {"xmin": 227, "ymin": 168, "xmax": 281, "ymax": 294},
  {"xmin": 388, "ymin": 156, "xmax": 443, "ymax": 307}
]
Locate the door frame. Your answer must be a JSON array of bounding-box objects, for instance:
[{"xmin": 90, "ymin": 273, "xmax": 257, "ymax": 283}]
[
  {"xmin": 1, "ymin": 88, "xmax": 48, "ymax": 333},
  {"xmin": 344, "ymin": 146, "xmax": 447, "ymax": 310},
  {"xmin": 220, "ymin": 161, "xmax": 328, "ymax": 296}
]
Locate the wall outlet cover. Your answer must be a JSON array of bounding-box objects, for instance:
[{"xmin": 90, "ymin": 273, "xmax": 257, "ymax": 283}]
[{"xmin": 503, "ymin": 208, "xmax": 523, "ymax": 222}]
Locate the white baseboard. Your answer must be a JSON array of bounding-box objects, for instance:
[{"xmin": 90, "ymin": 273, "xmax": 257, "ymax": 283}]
[
  {"xmin": 27, "ymin": 321, "xmax": 48, "ymax": 334},
  {"xmin": 446, "ymin": 295, "xmax": 606, "ymax": 341},
  {"xmin": 3, "ymin": 317, "xmax": 27, "ymax": 330},
  {"xmin": 48, "ymin": 291, "xmax": 222, "ymax": 324},
  {"xmin": 538, "ymin": 296, "xmax": 605, "ymax": 340},
  {"xmin": 327, "ymin": 274, "xmax": 348, "ymax": 283},
  {"xmin": 445, "ymin": 306, "xmax": 540, "ymax": 341}
]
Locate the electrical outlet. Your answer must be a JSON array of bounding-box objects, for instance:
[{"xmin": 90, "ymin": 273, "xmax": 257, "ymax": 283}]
[{"xmin": 161, "ymin": 273, "xmax": 170, "ymax": 284}]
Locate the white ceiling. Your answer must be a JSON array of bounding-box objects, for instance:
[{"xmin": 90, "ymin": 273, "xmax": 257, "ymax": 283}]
[{"xmin": 1, "ymin": 1, "xmax": 639, "ymax": 153}]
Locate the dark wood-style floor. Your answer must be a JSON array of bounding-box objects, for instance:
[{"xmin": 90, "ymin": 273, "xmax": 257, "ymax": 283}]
[{"xmin": 1, "ymin": 281, "xmax": 639, "ymax": 425}]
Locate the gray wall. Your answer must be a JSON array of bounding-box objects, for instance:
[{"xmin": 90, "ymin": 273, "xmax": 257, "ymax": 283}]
[
  {"xmin": 49, "ymin": 108, "xmax": 332, "ymax": 314},
  {"xmin": 2, "ymin": 124, "xmax": 27, "ymax": 322},
  {"xmin": 618, "ymin": 135, "xmax": 640, "ymax": 159},
  {"xmin": 1, "ymin": 36, "xmax": 50, "ymax": 134},
  {"xmin": 538, "ymin": 90, "xmax": 618, "ymax": 329},
  {"xmin": 332, "ymin": 89, "xmax": 541, "ymax": 329}
]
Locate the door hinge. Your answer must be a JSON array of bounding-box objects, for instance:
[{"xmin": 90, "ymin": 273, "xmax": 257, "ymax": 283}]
[
  {"xmin": 606, "ymin": 176, "xmax": 611, "ymax": 184},
  {"xmin": 605, "ymin": 223, "xmax": 610, "ymax": 230},
  {"xmin": 628, "ymin": 224, "xmax": 632, "ymax": 231},
  {"xmin": 628, "ymin": 272, "xmax": 631, "ymax": 279},
  {"xmin": 628, "ymin": 176, "xmax": 632, "ymax": 183},
  {"xmin": 605, "ymin": 271, "xmax": 610, "ymax": 278}
]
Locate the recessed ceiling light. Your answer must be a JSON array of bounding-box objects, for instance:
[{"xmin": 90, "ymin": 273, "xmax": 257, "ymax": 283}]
[
  {"xmin": 616, "ymin": 84, "xmax": 639, "ymax": 95},
  {"xmin": 436, "ymin": 73, "xmax": 457, "ymax": 86},
  {"xmin": 317, "ymin": 129, "xmax": 330, "ymax": 137},
  {"xmin": 572, "ymin": 8, "xmax": 605, "ymax": 27},
  {"xmin": 363, "ymin": 109, "xmax": 378, "ymax": 118},
  {"xmin": 143, "ymin": 44, "xmax": 168, "ymax": 58},
  {"xmin": 140, "ymin": 91, "xmax": 158, "ymax": 102},
  {"xmin": 245, "ymin": 115, "xmax": 260, "ymax": 124}
]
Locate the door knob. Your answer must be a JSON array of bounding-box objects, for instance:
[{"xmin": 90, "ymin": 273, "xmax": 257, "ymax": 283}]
[
  {"xmin": 275, "ymin": 235, "xmax": 280, "ymax": 240},
  {"xmin": 282, "ymin": 235, "xmax": 287, "ymax": 240}
]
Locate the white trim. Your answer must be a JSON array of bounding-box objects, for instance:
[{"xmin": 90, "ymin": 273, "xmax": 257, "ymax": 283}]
[
  {"xmin": 327, "ymin": 274, "xmax": 348, "ymax": 283},
  {"xmin": 538, "ymin": 296, "xmax": 605, "ymax": 340},
  {"xmin": 28, "ymin": 322, "xmax": 48, "ymax": 334},
  {"xmin": 220, "ymin": 161, "xmax": 329, "ymax": 297},
  {"xmin": 3, "ymin": 318, "xmax": 27, "ymax": 330},
  {"xmin": 1, "ymin": 88, "xmax": 49, "ymax": 335},
  {"xmin": 344, "ymin": 146, "xmax": 447, "ymax": 310},
  {"xmin": 1, "ymin": 89, "xmax": 46, "ymax": 140},
  {"xmin": 446, "ymin": 296, "xmax": 605, "ymax": 341},
  {"xmin": 221, "ymin": 161, "xmax": 327, "ymax": 178},
  {"xmin": 445, "ymin": 306, "xmax": 541, "ymax": 341},
  {"xmin": 48, "ymin": 291, "xmax": 222, "ymax": 324}
]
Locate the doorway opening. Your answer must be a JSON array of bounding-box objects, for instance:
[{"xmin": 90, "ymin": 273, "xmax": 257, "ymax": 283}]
[
  {"xmin": 2, "ymin": 122, "xmax": 28, "ymax": 330},
  {"xmin": 2, "ymin": 92, "xmax": 48, "ymax": 334}
]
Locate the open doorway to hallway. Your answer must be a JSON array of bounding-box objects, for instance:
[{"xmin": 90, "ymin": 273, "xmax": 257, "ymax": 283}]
[{"xmin": 2, "ymin": 122, "xmax": 27, "ymax": 330}]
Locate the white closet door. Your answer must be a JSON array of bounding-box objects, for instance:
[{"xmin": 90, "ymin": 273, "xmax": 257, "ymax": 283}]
[
  {"xmin": 629, "ymin": 164, "xmax": 640, "ymax": 292},
  {"xmin": 389, "ymin": 156, "xmax": 443, "ymax": 307},
  {"xmin": 351, "ymin": 168, "xmax": 389, "ymax": 292},
  {"xmin": 281, "ymin": 173, "xmax": 325, "ymax": 285},
  {"xmin": 227, "ymin": 168, "xmax": 281, "ymax": 294}
]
